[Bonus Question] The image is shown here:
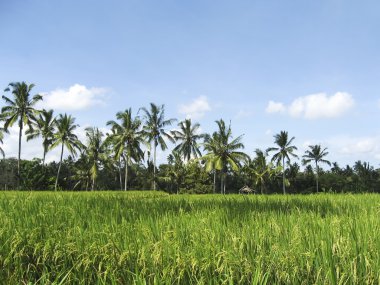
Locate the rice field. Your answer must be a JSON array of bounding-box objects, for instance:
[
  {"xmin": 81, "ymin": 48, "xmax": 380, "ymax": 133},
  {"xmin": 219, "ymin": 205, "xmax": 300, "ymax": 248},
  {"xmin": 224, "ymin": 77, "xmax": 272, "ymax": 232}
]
[{"xmin": 0, "ymin": 191, "xmax": 379, "ymax": 284}]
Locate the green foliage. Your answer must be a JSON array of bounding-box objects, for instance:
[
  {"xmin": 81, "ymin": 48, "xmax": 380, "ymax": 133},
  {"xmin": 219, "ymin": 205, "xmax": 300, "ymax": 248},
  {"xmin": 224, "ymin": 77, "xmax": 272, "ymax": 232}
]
[{"xmin": 0, "ymin": 192, "xmax": 380, "ymax": 284}]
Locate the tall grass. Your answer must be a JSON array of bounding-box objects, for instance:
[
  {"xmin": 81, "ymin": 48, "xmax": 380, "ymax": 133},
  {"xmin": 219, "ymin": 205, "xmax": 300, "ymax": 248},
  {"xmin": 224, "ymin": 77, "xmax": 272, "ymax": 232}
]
[{"xmin": 0, "ymin": 191, "xmax": 379, "ymax": 284}]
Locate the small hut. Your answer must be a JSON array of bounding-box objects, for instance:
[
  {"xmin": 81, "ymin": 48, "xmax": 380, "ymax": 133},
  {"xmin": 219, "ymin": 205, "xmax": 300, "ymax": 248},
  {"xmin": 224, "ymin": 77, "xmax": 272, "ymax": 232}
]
[{"xmin": 238, "ymin": 185, "xmax": 255, "ymax": 194}]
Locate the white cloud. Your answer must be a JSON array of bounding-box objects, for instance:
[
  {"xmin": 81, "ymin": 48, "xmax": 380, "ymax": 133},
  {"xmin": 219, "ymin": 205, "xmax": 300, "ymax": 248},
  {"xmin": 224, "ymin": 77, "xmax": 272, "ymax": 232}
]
[
  {"xmin": 2, "ymin": 125, "xmax": 62, "ymax": 163},
  {"xmin": 178, "ymin": 96, "xmax": 211, "ymax": 119},
  {"xmin": 266, "ymin": 92, "xmax": 354, "ymax": 119},
  {"xmin": 339, "ymin": 137, "xmax": 378, "ymax": 155},
  {"xmin": 40, "ymin": 84, "xmax": 108, "ymax": 111},
  {"xmin": 1, "ymin": 124, "xmax": 113, "ymax": 163},
  {"xmin": 265, "ymin": 101, "xmax": 286, "ymax": 114},
  {"xmin": 322, "ymin": 135, "xmax": 380, "ymax": 164},
  {"xmin": 235, "ymin": 109, "xmax": 253, "ymax": 119}
]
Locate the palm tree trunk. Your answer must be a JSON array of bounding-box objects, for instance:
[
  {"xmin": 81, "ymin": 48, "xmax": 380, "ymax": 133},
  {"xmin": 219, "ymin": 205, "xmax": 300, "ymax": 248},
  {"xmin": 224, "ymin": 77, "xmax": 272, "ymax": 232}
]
[
  {"xmin": 315, "ymin": 161, "xmax": 319, "ymax": 193},
  {"xmin": 153, "ymin": 141, "xmax": 157, "ymax": 190},
  {"xmin": 282, "ymin": 156, "xmax": 286, "ymax": 194},
  {"xmin": 92, "ymin": 176, "xmax": 95, "ymax": 191},
  {"xmin": 17, "ymin": 121, "xmax": 23, "ymax": 189},
  {"xmin": 220, "ymin": 172, "xmax": 223, "ymax": 194},
  {"xmin": 124, "ymin": 156, "xmax": 128, "ymax": 191},
  {"xmin": 118, "ymin": 158, "xmax": 123, "ymax": 190},
  {"xmin": 213, "ymin": 170, "xmax": 216, "ymax": 193},
  {"xmin": 55, "ymin": 143, "xmax": 64, "ymax": 191},
  {"xmin": 42, "ymin": 149, "xmax": 46, "ymax": 166},
  {"xmin": 224, "ymin": 173, "xmax": 227, "ymax": 195}
]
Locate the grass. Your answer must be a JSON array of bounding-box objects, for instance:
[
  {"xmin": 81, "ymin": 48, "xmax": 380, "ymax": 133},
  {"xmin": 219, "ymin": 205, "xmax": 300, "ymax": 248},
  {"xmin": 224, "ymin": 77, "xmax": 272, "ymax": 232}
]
[{"xmin": 0, "ymin": 191, "xmax": 379, "ymax": 284}]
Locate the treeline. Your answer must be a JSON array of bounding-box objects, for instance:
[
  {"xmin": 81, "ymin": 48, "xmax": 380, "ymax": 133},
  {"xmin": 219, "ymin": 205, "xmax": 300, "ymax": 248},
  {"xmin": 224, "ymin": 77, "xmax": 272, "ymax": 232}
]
[{"xmin": 0, "ymin": 81, "xmax": 379, "ymax": 193}]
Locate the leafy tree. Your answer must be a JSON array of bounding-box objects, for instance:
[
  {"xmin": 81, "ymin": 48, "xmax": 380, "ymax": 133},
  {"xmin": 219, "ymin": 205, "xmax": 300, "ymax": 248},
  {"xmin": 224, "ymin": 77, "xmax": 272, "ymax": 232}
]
[
  {"xmin": 1, "ymin": 82, "xmax": 42, "ymax": 185},
  {"xmin": 85, "ymin": 127, "xmax": 106, "ymax": 190},
  {"xmin": 26, "ymin": 109, "xmax": 55, "ymax": 165},
  {"xmin": 171, "ymin": 119, "xmax": 204, "ymax": 162},
  {"xmin": 203, "ymin": 120, "xmax": 248, "ymax": 194},
  {"xmin": 267, "ymin": 130, "xmax": 298, "ymax": 194},
  {"xmin": 160, "ymin": 150, "xmax": 186, "ymax": 194},
  {"xmin": 140, "ymin": 103, "xmax": 175, "ymax": 190},
  {"xmin": 302, "ymin": 144, "xmax": 331, "ymax": 193},
  {"xmin": 107, "ymin": 109, "xmax": 144, "ymax": 190},
  {"xmin": 203, "ymin": 132, "xmax": 219, "ymax": 193},
  {"xmin": 250, "ymin": 149, "xmax": 280, "ymax": 194},
  {"xmin": 72, "ymin": 153, "xmax": 92, "ymax": 191},
  {"xmin": 0, "ymin": 127, "xmax": 6, "ymax": 158},
  {"xmin": 50, "ymin": 114, "xmax": 82, "ymax": 191}
]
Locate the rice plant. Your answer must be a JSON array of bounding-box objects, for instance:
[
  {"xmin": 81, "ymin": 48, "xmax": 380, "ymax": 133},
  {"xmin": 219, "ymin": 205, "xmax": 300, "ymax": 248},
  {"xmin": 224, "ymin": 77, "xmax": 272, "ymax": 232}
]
[{"xmin": 0, "ymin": 191, "xmax": 379, "ymax": 284}]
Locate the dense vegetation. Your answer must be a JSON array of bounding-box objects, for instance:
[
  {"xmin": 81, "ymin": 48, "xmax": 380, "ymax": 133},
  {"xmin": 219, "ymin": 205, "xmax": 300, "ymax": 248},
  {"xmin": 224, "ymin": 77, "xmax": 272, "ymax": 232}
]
[
  {"xmin": 0, "ymin": 191, "xmax": 379, "ymax": 284},
  {"xmin": 1, "ymin": 81, "xmax": 380, "ymax": 193}
]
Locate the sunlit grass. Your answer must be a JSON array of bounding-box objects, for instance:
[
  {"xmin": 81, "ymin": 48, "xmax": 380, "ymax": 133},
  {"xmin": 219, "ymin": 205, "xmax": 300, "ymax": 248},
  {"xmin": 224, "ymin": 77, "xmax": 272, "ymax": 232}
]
[{"xmin": 0, "ymin": 191, "xmax": 379, "ymax": 284}]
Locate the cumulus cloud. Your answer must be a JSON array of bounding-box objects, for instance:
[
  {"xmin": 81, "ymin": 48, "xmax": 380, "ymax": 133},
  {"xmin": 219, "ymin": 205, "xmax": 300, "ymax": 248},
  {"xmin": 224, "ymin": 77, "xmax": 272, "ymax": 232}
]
[
  {"xmin": 1, "ymin": 125, "xmax": 62, "ymax": 162},
  {"xmin": 40, "ymin": 84, "xmax": 108, "ymax": 111},
  {"xmin": 178, "ymin": 96, "xmax": 211, "ymax": 119},
  {"xmin": 1, "ymin": 125, "xmax": 112, "ymax": 163},
  {"xmin": 266, "ymin": 92, "xmax": 354, "ymax": 119},
  {"xmin": 265, "ymin": 101, "xmax": 286, "ymax": 114},
  {"xmin": 235, "ymin": 109, "xmax": 253, "ymax": 119},
  {"xmin": 320, "ymin": 135, "xmax": 380, "ymax": 164}
]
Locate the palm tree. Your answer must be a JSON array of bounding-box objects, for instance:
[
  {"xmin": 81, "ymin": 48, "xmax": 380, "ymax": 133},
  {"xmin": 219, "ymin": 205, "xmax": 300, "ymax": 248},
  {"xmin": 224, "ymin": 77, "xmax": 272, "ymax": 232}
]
[
  {"xmin": 85, "ymin": 127, "xmax": 105, "ymax": 190},
  {"xmin": 107, "ymin": 108, "xmax": 144, "ymax": 191},
  {"xmin": 140, "ymin": 103, "xmax": 176, "ymax": 190},
  {"xmin": 1, "ymin": 82, "xmax": 43, "ymax": 184},
  {"xmin": 267, "ymin": 131, "xmax": 298, "ymax": 194},
  {"xmin": 171, "ymin": 119, "xmax": 204, "ymax": 162},
  {"xmin": 163, "ymin": 150, "xmax": 185, "ymax": 194},
  {"xmin": 26, "ymin": 109, "xmax": 55, "ymax": 165},
  {"xmin": 203, "ymin": 120, "xmax": 248, "ymax": 194},
  {"xmin": 0, "ymin": 127, "xmax": 5, "ymax": 158},
  {"xmin": 251, "ymin": 149, "xmax": 280, "ymax": 194},
  {"xmin": 302, "ymin": 144, "xmax": 331, "ymax": 193},
  {"xmin": 203, "ymin": 132, "xmax": 219, "ymax": 193},
  {"xmin": 50, "ymin": 114, "xmax": 82, "ymax": 191}
]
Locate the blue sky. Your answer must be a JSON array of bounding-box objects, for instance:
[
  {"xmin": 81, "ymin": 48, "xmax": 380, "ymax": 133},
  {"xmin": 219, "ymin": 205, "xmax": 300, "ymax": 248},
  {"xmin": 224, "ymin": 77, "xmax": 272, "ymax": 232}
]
[{"xmin": 1, "ymin": 0, "xmax": 380, "ymax": 167}]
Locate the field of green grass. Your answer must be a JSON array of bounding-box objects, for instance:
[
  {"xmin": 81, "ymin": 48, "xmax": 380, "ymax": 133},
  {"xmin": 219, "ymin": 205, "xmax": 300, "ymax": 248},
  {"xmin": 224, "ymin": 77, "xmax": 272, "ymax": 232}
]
[{"xmin": 0, "ymin": 191, "xmax": 379, "ymax": 284}]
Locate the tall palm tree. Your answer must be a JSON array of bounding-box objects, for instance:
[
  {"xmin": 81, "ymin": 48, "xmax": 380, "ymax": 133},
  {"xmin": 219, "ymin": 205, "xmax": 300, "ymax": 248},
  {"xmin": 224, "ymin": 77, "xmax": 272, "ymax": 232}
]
[
  {"xmin": 0, "ymin": 127, "xmax": 5, "ymax": 158},
  {"xmin": 85, "ymin": 127, "xmax": 105, "ymax": 191},
  {"xmin": 251, "ymin": 149, "xmax": 280, "ymax": 194},
  {"xmin": 171, "ymin": 119, "xmax": 204, "ymax": 162},
  {"xmin": 50, "ymin": 114, "xmax": 82, "ymax": 191},
  {"xmin": 203, "ymin": 120, "xmax": 248, "ymax": 194},
  {"xmin": 26, "ymin": 109, "xmax": 55, "ymax": 165},
  {"xmin": 203, "ymin": 132, "xmax": 219, "ymax": 193},
  {"xmin": 302, "ymin": 144, "xmax": 331, "ymax": 193},
  {"xmin": 267, "ymin": 130, "xmax": 298, "ymax": 194},
  {"xmin": 1, "ymin": 82, "xmax": 43, "ymax": 184},
  {"xmin": 140, "ymin": 103, "xmax": 176, "ymax": 190},
  {"xmin": 107, "ymin": 108, "xmax": 144, "ymax": 191}
]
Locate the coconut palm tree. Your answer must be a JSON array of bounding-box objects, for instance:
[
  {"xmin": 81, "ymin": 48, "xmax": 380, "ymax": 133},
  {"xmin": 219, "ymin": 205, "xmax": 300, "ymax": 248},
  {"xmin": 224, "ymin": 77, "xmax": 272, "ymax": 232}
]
[
  {"xmin": 203, "ymin": 132, "xmax": 219, "ymax": 193},
  {"xmin": 203, "ymin": 120, "xmax": 248, "ymax": 194},
  {"xmin": 302, "ymin": 144, "xmax": 331, "ymax": 193},
  {"xmin": 267, "ymin": 130, "xmax": 298, "ymax": 194},
  {"xmin": 140, "ymin": 103, "xmax": 176, "ymax": 190},
  {"xmin": 26, "ymin": 109, "xmax": 55, "ymax": 165},
  {"xmin": 0, "ymin": 128, "xmax": 5, "ymax": 158},
  {"xmin": 1, "ymin": 82, "xmax": 43, "ymax": 184},
  {"xmin": 163, "ymin": 150, "xmax": 186, "ymax": 194},
  {"xmin": 171, "ymin": 119, "xmax": 204, "ymax": 162},
  {"xmin": 50, "ymin": 114, "xmax": 82, "ymax": 191},
  {"xmin": 85, "ymin": 127, "xmax": 105, "ymax": 190},
  {"xmin": 106, "ymin": 108, "xmax": 144, "ymax": 190},
  {"xmin": 251, "ymin": 149, "xmax": 280, "ymax": 194}
]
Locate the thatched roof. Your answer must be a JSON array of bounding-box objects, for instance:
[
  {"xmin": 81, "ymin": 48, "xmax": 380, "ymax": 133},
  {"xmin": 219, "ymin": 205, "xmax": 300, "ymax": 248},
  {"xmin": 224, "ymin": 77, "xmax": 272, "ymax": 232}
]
[{"xmin": 239, "ymin": 185, "xmax": 254, "ymax": 194}]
